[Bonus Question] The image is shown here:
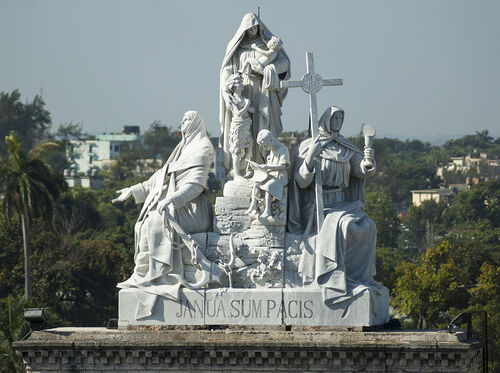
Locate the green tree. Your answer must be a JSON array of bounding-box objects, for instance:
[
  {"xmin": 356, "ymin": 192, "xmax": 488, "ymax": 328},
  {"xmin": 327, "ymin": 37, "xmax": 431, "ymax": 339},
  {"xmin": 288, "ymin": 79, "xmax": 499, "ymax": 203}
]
[
  {"xmin": 468, "ymin": 263, "xmax": 500, "ymax": 373},
  {"xmin": 391, "ymin": 241, "xmax": 469, "ymax": 328},
  {"xmin": 0, "ymin": 214, "xmax": 23, "ymax": 298},
  {"xmin": 144, "ymin": 120, "xmax": 180, "ymax": 161},
  {"xmin": 443, "ymin": 181, "xmax": 500, "ymax": 227},
  {"xmin": 403, "ymin": 199, "xmax": 447, "ymax": 254},
  {"xmin": 443, "ymin": 130, "xmax": 498, "ymax": 156},
  {"xmin": 46, "ymin": 122, "xmax": 92, "ymax": 173},
  {"xmin": 375, "ymin": 246, "xmax": 408, "ymax": 291},
  {"xmin": 32, "ymin": 237, "xmax": 129, "ymax": 325},
  {"xmin": 445, "ymin": 223, "xmax": 500, "ymax": 284},
  {"xmin": 0, "ymin": 90, "xmax": 51, "ymax": 156},
  {"xmin": 365, "ymin": 186, "xmax": 400, "ymax": 248},
  {"xmin": 0, "ymin": 131, "xmax": 64, "ymax": 298},
  {"xmin": 0, "ymin": 296, "xmax": 29, "ymax": 372}
]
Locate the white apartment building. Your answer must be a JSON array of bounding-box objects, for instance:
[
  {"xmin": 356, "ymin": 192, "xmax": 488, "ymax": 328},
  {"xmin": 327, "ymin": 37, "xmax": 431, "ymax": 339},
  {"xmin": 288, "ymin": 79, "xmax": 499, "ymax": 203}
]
[{"xmin": 68, "ymin": 127, "xmax": 145, "ymax": 174}]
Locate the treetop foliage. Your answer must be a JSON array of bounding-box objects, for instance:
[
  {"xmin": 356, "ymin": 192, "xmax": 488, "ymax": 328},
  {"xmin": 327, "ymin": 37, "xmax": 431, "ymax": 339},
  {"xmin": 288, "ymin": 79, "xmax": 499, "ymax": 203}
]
[
  {"xmin": 0, "ymin": 90, "xmax": 51, "ymax": 156},
  {"xmin": 1, "ymin": 89, "xmax": 500, "ymax": 371}
]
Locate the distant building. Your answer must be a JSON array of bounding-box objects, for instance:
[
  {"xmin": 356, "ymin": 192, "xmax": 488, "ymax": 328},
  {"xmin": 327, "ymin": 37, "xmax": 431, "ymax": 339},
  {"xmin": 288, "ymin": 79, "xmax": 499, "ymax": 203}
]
[
  {"xmin": 437, "ymin": 151, "xmax": 499, "ymax": 176},
  {"xmin": 64, "ymin": 168, "xmax": 103, "ymax": 189},
  {"xmin": 410, "ymin": 188, "xmax": 453, "ymax": 207},
  {"xmin": 65, "ymin": 129, "xmax": 224, "ymax": 190},
  {"xmin": 68, "ymin": 127, "xmax": 146, "ymax": 174}
]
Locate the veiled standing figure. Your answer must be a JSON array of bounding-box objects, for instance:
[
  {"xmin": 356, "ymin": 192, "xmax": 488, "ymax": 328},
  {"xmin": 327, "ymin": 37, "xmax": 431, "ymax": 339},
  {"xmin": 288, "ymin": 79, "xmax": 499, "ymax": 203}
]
[
  {"xmin": 288, "ymin": 106, "xmax": 384, "ymax": 307},
  {"xmin": 113, "ymin": 111, "xmax": 219, "ymax": 317},
  {"xmin": 220, "ymin": 12, "xmax": 291, "ymax": 171}
]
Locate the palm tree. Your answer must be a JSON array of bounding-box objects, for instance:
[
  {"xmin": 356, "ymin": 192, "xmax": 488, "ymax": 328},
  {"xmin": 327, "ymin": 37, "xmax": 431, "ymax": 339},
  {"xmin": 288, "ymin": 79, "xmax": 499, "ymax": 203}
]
[
  {"xmin": 0, "ymin": 296, "xmax": 30, "ymax": 372},
  {"xmin": 0, "ymin": 131, "xmax": 63, "ymax": 298}
]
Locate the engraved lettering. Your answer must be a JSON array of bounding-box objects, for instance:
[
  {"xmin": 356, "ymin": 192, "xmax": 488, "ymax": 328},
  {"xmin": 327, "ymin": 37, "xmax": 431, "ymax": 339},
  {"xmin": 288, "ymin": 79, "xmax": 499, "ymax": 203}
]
[
  {"xmin": 241, "ymin": 299, "xmax": 251, "ymax": 317},
  {"xmin": 206, "ymin": 299, "xmax": 216, "ymax": 317},
  {"xmin": 230, "ymin": 300, "xmax": 240, "ymax": 317},
  {"xmin": 216, "ymin": 300, "xmax": 227, "ymax": 318},
  {"xmin": 288, "ymin": 300, "xmax": 298, "ymax": 318},
  {"xmin": 266, "ymin": 299, "xmax": 276, "ymax": 318},
  {"xmin": 277, "ymin": 300, "xmax": 285, "ymax": 318},
  {"xmin": 194, "ymin": 300, "xmax": 203, "ymax": 316},
  {"xmin": 183, "ymin": 300, "xmax": 194, "ymax": 318},
  {"xmin": 303, "ymin": 300, "xmax": 313, "ymax": 318},
  {"xmin": 252, "ymin": 299, "xmax": 262, "ymax": 318}
]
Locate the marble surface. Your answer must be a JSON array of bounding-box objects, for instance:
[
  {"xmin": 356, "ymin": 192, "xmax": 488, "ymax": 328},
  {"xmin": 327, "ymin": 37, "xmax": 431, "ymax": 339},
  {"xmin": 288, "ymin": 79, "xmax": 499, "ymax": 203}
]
[
  {"xmin": 15, "ymin": 328, "xmax": 482, "ymax": 372},
  {"xmin": 282, "ymin": 287, "xmax": 389, "ymax": 327},
  {"xmin": 204, "ymin": 288, "xmax": 282, "ymax": 325},
  {"xmin": 119, "ymin": 286, "xmax": 389, "ymax": 327},
  {"xmin": 114, "ymin": 14, "xmax": 389, "ymax": 328},
  {"xmin": 118, "ymin": 288, "xmax": 205, "ymax": 326}
]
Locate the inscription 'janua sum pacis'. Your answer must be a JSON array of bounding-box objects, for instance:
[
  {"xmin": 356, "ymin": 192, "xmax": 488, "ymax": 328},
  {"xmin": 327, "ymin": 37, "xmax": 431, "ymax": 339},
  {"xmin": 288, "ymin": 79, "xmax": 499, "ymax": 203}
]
[{"xmin": 176, "ymin": 298, "xmax": 314, "ymax": 319}]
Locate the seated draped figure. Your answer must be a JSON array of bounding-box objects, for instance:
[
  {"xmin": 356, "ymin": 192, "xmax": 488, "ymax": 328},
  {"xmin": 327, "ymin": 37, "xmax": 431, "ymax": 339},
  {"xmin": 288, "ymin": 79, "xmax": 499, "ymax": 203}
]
[
  {"xmin": 112, "ymin": 111, "xmax": 221, "ymax": 318},
  {"xmin": 287, "ymin": 106, "xmax": 385, "ymax": 307}
]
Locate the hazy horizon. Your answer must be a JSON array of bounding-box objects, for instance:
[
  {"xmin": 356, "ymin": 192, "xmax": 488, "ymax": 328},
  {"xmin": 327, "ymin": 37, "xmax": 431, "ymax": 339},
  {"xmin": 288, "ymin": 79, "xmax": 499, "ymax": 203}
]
[{"xmin": 1, "ymin": 1, "xmax": 499, "ymax": 142}]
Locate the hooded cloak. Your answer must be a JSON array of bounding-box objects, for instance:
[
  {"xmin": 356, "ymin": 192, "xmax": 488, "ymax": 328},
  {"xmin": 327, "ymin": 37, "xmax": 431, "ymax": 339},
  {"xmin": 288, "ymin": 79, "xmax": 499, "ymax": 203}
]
[
  {"xmin": 287, "ymin": 107, "xmax": 383, "ymax": 308},
  {"xmin": 219, "ymin": 12, "xmax": 291, "ymax": 169},
  {"xmin": 287, "ymin": 107, "xmax": 366, "ymax": 233}
]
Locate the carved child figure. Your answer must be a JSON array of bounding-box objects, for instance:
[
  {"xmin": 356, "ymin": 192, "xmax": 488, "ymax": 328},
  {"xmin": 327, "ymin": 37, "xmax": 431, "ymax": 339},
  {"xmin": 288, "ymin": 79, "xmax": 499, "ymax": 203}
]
[
  {"xmin": 241, "ymin": 36, "xmax": 283, "ymax": 75},
  {"xmin": 225, "ymin": 73, "xmax": 255, "ymax": 179},
  {"xmin": 246, "ymin": 129, "xmax": 290, "ymax": 220}
]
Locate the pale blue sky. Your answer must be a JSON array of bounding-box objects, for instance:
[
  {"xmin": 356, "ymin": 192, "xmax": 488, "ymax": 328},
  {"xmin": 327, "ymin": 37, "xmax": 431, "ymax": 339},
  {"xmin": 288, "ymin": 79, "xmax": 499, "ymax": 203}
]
[{"xmin": 1, "ymin": 0, "xmax": 499, "ymax": 142}]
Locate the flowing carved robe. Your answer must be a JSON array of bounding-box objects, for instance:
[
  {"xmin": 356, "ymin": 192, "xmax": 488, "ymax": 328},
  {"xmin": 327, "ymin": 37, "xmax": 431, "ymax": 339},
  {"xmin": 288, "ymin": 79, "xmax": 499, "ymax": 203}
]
[
  {"xmin": 220, "ymin": 12, "xmax": 291, "ymax": 168},
  {"xmin": 118, "ymin": 112, "xmax": 214, "ymax": 318},
  {"xmin": 288, "ymin": 107, "xmax": 384, "ymax": 307}
]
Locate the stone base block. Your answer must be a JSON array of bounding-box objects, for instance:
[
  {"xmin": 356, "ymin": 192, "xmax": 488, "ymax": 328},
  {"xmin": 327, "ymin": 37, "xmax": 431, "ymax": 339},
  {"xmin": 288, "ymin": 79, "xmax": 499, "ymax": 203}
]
[
  {"xmin": 223, "ymin": 178, "xmax": 252, "ymax": 197},
  {"xmin": 283, "ymin": 287, "xmax": 390, "ymax": 327},
  {"xmin": 119, "ymin": 286, "xmax": 389, "ymax": 327},
  {"xmin": 204, "ymin": 288, "xmax": 282, "ymax": 325},
  {"xmin": 14, "ymin": 328, "xmax": 482, "ymax": 372},
  {"xmin": 118, "ymin": 288, "xmax": 205, "ymax": 327},
  {"xmin": 119, "ymin": 288, "xmax": 283, "ymax": 327}
]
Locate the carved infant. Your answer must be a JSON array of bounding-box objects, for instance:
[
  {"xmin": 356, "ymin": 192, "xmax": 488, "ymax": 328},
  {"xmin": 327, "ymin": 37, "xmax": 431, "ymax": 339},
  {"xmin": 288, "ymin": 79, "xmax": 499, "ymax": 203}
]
[{"xmin": 241, "ymin": 36, "xmax": 283, "ymax": 75}]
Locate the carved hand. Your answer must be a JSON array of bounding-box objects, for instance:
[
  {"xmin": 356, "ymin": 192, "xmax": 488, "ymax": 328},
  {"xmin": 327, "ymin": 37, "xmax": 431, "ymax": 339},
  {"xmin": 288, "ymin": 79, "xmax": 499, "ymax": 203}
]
[
  {"xmin": 305, "ymin": 136, "xmax": 323, "ymax": 170},
  {"xmin": 112, "ymin": 188, "xmax": 132, "ymax": 203},
  {"xmin": 364, "ymin": 147, "xmax": 375, "ymax": 160},
  {"xmin": 361, "ymin": 159, "xmax": 375, "ymax": 173},
  {"xmin": 157, "ymin": 196, "xmax": 173, "ymax": 213}
]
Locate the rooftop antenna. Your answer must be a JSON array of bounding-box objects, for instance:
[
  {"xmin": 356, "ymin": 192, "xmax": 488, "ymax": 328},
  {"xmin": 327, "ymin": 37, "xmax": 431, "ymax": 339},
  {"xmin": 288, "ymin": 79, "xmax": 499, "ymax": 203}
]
[{"xmin": 258, "ymin": 6, "xmax": 261, "ymax": 18}]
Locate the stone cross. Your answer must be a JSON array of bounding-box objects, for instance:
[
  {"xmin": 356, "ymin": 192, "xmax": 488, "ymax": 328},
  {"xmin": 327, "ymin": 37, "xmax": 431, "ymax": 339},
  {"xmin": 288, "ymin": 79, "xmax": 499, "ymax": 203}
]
[{"xmin": 280, "ymin": 52, "xmax": 343, "ymax": 233}]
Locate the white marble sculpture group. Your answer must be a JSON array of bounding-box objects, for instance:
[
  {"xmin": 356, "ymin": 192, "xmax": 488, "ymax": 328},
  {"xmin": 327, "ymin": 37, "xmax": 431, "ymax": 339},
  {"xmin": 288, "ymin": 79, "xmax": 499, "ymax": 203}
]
[{"xmin": 115, "ymin": 12, "xmax": 389, "ymax": 326}]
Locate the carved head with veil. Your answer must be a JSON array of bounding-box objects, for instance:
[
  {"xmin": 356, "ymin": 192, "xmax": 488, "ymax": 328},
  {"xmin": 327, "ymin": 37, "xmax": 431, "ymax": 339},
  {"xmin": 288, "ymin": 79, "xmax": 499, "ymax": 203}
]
[{"xmin": 219, "ymin": 12, "xmax": 292, "ymax": 171}]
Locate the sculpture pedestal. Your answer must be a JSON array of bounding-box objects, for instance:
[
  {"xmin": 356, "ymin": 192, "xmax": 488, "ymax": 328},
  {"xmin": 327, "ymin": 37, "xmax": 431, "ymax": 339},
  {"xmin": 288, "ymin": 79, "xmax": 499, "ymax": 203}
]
[
  {"xmin": 118, "ymin": 286, "xmax": 389, "ymax": 327},
  {"xmin": 14, "ymin": 328, "xmax": 482, "ymax": 372}
]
